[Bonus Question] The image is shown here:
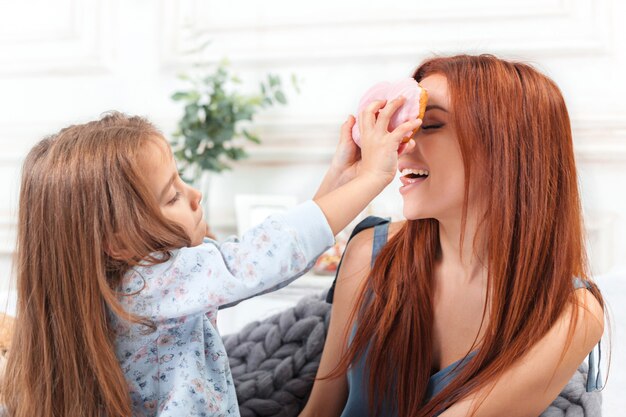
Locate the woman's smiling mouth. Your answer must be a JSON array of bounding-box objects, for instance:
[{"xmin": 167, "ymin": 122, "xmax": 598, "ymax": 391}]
[{"xmin": 399, "ymin": 167, "xmax": 429, "ymax": 193}]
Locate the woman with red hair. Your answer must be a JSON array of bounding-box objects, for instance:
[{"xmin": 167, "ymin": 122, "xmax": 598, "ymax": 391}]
[{"xmin": 300, "ymin": 54, "xmax": 605, "ymax": 417}]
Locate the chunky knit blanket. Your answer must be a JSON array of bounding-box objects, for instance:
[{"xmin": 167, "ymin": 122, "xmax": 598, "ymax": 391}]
[{"xmin": 223, "ymin": 292, "xmax": 602, "ymax": 417}]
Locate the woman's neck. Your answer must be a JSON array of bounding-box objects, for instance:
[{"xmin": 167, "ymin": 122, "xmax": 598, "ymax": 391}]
[{"xmin": 436, "ymin": 208, "xmax": 488, "ymax": 285}]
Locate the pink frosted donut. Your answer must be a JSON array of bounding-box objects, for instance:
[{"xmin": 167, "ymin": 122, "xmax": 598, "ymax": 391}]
[{"xmin": 352, "ymin": 78, "xmax": 428, "ymax": 147}]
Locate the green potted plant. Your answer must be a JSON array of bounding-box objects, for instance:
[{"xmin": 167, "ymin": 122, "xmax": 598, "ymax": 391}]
[{"xmin": 171, "ymin": 60, "xmax": 295, "ymax": 177}]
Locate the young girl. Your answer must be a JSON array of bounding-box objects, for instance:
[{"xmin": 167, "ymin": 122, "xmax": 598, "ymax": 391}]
[{"xmin": 0, "ymin": 102, "xmax": 422, "ymax": 417}]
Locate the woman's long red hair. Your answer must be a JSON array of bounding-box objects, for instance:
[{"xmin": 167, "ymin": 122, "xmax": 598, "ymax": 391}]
[
  {"xmin": 1, "ymin": 113, "xmax": 190, "ymax": 417},
  {"xmin": 330, "ymin": 54, "xmax": 603, "ymax": 416}
]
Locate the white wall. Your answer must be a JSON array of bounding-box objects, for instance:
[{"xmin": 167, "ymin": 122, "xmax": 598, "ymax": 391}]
[
  {"xmin": 0, "ymin": 0, "xmax": 624, "ymax": 286},
  {"xmin": 4, "ymin": 0, "xmax": 622, "ymax": 288},
  {"xmin": 0, "ymin": 0, "xmax": 622, "ymax": 287}
]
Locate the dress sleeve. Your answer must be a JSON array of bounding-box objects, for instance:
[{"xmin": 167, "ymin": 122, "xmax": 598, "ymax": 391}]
[{"xmin": 118, "ymin": 200, "xmax": 334, "ymax": 319}]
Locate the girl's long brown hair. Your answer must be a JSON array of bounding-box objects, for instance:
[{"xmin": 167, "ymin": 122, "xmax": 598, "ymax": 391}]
[
  {"xmin": 1, "ymin": 113, "xmax": 190, "ymax": 417},
  {"xmin": 331, "ymin": 55, "xmax": 604, "ymax": 416}
]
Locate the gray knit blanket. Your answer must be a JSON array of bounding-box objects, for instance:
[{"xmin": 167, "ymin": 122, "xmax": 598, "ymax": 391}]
[{"xmin": 223, "ymin": 292, "xmax": 602, "ymax": 417}]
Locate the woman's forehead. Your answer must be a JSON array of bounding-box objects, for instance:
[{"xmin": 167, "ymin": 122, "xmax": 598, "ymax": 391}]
[{"xmin": 420, "ymin": 74, "xmax": 450, "ymax": 108}]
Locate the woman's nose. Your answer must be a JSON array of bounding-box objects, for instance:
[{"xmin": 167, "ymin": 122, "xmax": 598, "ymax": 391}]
[{"xmin": 399, "ymin": 138, "xmax": 417, "ymax": 155}]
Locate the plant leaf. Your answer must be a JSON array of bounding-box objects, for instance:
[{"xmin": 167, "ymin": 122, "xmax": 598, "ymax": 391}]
[
  {"xmin": 275, "ymin": 90, "xmax": 287, "ymax": 105},
  {"xmin": 269, "ymin": 74, "xmax": 281, "ymax": 87},
  {"xmin": 242, "ymin": 130, "xmax": 261, "ymax": 144}
]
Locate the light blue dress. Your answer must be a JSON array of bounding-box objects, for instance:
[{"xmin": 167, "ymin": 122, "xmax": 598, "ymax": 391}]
[{"xmin": 109, "ymin": 201, "xmax": 334, "ymax": 417}]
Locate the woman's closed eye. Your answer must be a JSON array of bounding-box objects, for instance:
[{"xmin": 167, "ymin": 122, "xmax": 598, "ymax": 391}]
[{"xmin": 422, "ymin": 123, "xmax": 444, "ymax": 130}]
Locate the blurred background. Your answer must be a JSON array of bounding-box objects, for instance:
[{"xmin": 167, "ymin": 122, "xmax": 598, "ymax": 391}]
[{"xmin": 0, "ymin": 0, "xmax": 624, "ymax": 414}]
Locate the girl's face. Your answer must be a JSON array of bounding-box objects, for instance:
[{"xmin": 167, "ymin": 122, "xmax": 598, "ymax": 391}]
[
  {"xmin": 398, "ymin": 74, "xmax": 467, "ymax": 222},
  {"xmin": 140, "ymin": 138, "xmax": 207, "ymax": 246}
]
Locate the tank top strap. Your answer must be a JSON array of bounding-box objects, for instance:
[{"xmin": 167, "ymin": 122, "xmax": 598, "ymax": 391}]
[
  {"xmin": 326, "ymin": 216, "xmax": 391, "ymax": 304},
  {"xmin": 371, "ymin": 220, "xmax": 390, "ymax": 267},
  {"xmin": 586, "ymin": 340, "xmax": 603, "ymax": 392},
  {"xmin": 572, "ymin": 277, "xmax": 603, "ymax": 392},
  {"xmin": 572, "ymin": 277, "xmax": 590, "ymax": 290}
]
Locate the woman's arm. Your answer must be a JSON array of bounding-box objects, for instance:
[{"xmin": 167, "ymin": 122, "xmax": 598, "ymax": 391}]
[
  {"xmin": 299, "ymin": 228, "xmax": 377, "ymax": 417},
  {"xmin": 441, "ymin": 288, "xmax": 604, "ymax": 417}
]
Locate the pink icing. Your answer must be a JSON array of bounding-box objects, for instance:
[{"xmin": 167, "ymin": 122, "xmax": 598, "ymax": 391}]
[{"xmin": 352, "ymin": 78, "xmax": 424, "ymax": 147}]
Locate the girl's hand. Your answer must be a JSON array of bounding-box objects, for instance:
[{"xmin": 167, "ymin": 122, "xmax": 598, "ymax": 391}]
[
  {"xmin": 329, "ymin": 115, "xmax": 361, "ymax": 184},
  {"xmin": 358, "ymin": 97, "xmax": 421, "ymax": 186},
  {"xmin": 313, "ymin": 115, "xmax": 361, "ymax": 199},
  {"xmin": 312, "ymin": 98, "xmax": 419, "ymax": 235}
]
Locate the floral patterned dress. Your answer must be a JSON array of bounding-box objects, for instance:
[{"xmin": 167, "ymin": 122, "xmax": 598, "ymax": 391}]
[{"xmin": 109, "ymin": 201, "xmax": 333, "ymax": 417}]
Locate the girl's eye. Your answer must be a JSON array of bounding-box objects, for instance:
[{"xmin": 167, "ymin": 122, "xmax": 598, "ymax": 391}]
[
  {"xmin": 422, "ymin": 123, "xmax": 444, "ymax": 130},
  {"xmin": 167, "ymin": 192, "xmax": 181, "ymax": 205}
]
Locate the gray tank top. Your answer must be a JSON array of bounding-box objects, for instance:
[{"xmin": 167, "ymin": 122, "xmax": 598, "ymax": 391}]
[{"xmin": 334, "ymin": 217, "xmax": 602, "ymax": 417}]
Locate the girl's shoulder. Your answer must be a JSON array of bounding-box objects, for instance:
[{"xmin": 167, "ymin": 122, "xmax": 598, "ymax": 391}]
[{"xmin": 122, "ymin": 242, "xmax": 217, "ymax": 286}]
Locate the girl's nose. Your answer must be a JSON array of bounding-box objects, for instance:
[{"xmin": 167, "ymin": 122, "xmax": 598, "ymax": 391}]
[{"xmin": 189, "ymin": 186, "xmax": 202, "ymax": 211}]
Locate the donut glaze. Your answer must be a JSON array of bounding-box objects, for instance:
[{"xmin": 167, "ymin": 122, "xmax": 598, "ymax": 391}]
[{"xmin": 352, "ymin": 78, "xmax": 428, "ymax": 147}]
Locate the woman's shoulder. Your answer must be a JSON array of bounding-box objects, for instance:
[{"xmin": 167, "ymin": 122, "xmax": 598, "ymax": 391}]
[
  {"xmin": 336, "ymin": 220, "xmax": 405, "ymax": 288},
  {"xmin": 572, "ymin": 284, "xmax": 604, "ymax": 343},
  {"xmin": 387, "ymin": 220, "xmax": 405, "ymax": 238},
  {"xmin": 344, "ymin": 219, "xmax": 404, "ymax": 257}
]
